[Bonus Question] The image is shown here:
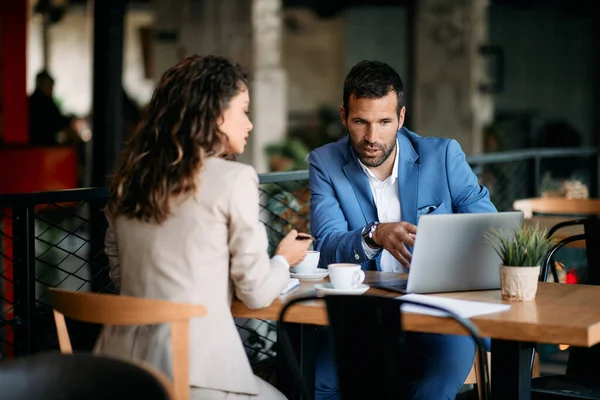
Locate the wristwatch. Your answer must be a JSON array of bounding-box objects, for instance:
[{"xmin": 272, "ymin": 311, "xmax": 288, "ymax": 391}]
[{"xmin": 362, "ymin": 221, "xmax": 381, "ymax": 249}]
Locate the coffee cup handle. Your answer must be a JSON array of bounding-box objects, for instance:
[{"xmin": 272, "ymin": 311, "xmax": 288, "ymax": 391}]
[{"xmin": 353, "ymin": 270, "xmax": 365, "ymax": 288}]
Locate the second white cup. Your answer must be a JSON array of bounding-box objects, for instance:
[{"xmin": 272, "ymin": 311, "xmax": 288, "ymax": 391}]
[
  {"xmin": 328, "ymin": 263, "xmax": 365, "ymax": 290},
  {"xmin": 294, "ymin": 251, "xmax": 320, "ymax": 274}
]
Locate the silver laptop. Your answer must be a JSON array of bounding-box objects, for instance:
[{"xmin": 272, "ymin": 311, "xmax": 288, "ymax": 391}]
[{"xmin": 369, "ymin": 211, "xmax": 524, "ymax": 294}]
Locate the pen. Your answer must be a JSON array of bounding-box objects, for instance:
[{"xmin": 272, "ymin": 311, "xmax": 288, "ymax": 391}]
[{"xmin": 296, "ymin": 234, "xmax": 314, "ymax": 241}]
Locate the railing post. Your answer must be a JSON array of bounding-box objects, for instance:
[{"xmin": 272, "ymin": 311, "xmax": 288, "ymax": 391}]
[
  {"xmin": 89, "ymin": 199, "xmax": 111, "ymax": 293},
  {"xmin": 12, "ymin": 204, "xmax": 36, "ymax": 356},
  {"xmin": 1, "ymin": 207, "xmax": 16, "ymax": 358},
  {"xmin": 596, "ymin": 152, "xmax": 600, "ymax": 198}
]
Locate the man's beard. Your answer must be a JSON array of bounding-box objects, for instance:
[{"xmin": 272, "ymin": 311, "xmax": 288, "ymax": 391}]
[{"xmin": 351, "ymin": 135, "xmax": 397, "ymax": 168}]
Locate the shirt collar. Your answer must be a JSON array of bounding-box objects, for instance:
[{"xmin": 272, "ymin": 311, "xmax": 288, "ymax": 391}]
[{"xmin": 357, "ymin": 139, "xmax": 399, "ymax": 184}]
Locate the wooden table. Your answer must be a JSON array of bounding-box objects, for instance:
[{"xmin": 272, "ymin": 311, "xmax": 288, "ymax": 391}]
[
  {"xmin": 232, "ymin": 271, "xmax": 600, "ymax": 400},
  {"xmin": 526, "ymin": 216, "xmax": 585, "ymax": 248}
]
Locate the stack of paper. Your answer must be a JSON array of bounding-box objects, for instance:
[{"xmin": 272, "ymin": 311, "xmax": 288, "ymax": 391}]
[
  {"xmin": 399, "ymin": 294, "xmax": 511, "ymax": 318},
  {"xmin": 281, "ymin": 278, "xmax": 301, "ymax": 295}
]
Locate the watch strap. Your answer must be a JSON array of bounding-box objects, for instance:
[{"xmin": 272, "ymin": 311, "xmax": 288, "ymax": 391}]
[{"xmin": 363, "ymin": 222, "xmax": 381, "ymax": 249}]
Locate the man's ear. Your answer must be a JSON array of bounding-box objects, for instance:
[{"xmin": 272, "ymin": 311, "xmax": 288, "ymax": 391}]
[
  {"xmin": 398, "ymin": 106, "xmax": 406, "ymax": 128},
  {"xmin": 340, "ymin": 105, "xmax": 348, "ymax": 129}
]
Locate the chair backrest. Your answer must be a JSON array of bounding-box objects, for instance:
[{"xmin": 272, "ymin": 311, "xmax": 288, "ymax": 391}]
[
  {"xmin": 542, "ymin": 219, "xmax": 600, "ymax": 378},
  {"xmin": 582, "ymin": 220, "xmax": 600, "ymax": 285},
  {"xmin": 326, "ymin": 295, "xmax": 408, "ymax": 398},
  {"xmin": 0, "ymin": 352, "xmax": 172, "ymax": 400},
  {"xmin": 278, "ymin": 294, "xmax": 490, "ymax": 400},
  {"xmin": 49, "ymin": 288, "xmax": 207, "ymax": 400},
  {"xmin": 543, "ymin": 219, "xmax": 600, "ymax": 284},
  {"xmin": 513, "ymin": 198, "xmax": 600, "ymax": 218}
]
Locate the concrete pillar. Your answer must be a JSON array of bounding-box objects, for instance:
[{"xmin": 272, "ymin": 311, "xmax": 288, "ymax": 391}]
[
  {"xmin": 247, "ymin": 0, "xmax": 286, "ymax": 172},
  {"xmin": 180, "ymin": 0, "xmax": 252, "ymax": 64},
  {"xmin": 152, "ymin": 0, "xmax": 183, "ymax": 79},
  {"xmin": 412, "ymin": 0, "xmax": 492, "ymax": 155},
  {"xmin": 160, "ymin": 0, "xmax": 286, "ymax": 172}
]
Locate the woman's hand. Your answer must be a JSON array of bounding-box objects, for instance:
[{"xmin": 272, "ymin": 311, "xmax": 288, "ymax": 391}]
[{"xmin": 275, "ymin": 229, "xmax": 313, "ymax": 267}]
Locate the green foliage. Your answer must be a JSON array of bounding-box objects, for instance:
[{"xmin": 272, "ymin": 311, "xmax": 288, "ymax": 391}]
[
  {"xmin": 484, "ymin": 224, "xmax": 556, "ymax": 267},
  {"xmin": 264, "ymin": 137, "xmax": 310, "ymax": 171}
]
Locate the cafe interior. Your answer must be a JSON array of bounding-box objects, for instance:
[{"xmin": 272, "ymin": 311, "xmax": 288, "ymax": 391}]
[{"xmin": 1, "ymin": 0, "xmax": 600, "ymax": 399}]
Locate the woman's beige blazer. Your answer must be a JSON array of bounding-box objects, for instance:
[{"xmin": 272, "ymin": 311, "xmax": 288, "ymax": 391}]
[{"xmin": 94, "ymin": 158, "xmax": 290, "ymax": 395}]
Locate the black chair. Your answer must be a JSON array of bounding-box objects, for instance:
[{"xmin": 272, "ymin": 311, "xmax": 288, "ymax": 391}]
[
  {"xmin": 531, "ymin": 219, "xmax": 600, "ymax": 399},
  {"xmin": 0, "ymin": 352, "xmax": 172, "ymax": 400},
  {"xmin": 278, "ymin": 294, "xmax": 490, "ymax": 400},
  {"xmin": 541, "ymin": 218, "xmax": 600, "ymax": 283}
]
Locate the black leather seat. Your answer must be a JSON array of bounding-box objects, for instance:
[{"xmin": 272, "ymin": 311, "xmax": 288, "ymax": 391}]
[
  {"xmin": 0, "ymin": 352, "xmax": 171, "ymax": 400},
  {"xmin": 278, "ymin": 294, "xmax": 490, "ymax": 400}
]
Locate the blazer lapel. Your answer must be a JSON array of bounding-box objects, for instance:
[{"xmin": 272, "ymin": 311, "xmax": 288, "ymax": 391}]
[
  {"xmin": 342, "ymin": 148, "xmax": 378, "ymax": 224},
  {"xmin": 398, "ymin": 131, "xmax": 420, "ymax": 226}
]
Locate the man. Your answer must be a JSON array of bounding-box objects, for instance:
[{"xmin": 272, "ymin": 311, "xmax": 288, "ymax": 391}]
[
  {"xmin": 308, "ymin": 60, "xmax": 496, "ymax": 399},
  {"xmin": 28, "ymin": 70, "xmax": 76, "ymax": 146}
]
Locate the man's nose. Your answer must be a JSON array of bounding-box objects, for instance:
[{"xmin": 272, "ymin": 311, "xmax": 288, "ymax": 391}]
[{"xmin": 364, "ymin": 125, "xmax": 379, "ymax": 143}]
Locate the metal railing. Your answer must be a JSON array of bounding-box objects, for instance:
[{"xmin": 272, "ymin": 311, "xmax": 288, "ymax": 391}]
[
  {"xmin": 0, "ymin": 147, "xmax": 597, "ymax": 378},
  {"xmin": 0, "ymin": 176, "xmax": 309, "ymax": 381},
  {"xmin": 467, "ymin": 147, "xmax": 598, "ymax": 211}
]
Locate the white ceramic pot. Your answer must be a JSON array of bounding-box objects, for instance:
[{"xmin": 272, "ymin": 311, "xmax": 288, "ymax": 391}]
[{"xmin": 499, "ymin": 265, "xmax": 540, "ymax": 301}]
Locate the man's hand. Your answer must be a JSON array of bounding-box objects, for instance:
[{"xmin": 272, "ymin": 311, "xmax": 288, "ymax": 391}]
[{"xmin": 372, "ymin": 222, "xmax": 417, "ymax": 269}]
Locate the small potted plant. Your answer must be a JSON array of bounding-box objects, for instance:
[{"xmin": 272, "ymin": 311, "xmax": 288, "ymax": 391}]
[{"xmin": 485, "ymin": 224, "xmax": 556, "ymax": 301}]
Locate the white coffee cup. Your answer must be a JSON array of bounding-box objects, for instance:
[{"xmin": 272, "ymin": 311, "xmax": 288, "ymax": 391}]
[
  {"xmin": 328, "ymin": 263, "xmax": 366, "ymax": 290},
  {"xmin": 294, "ymin": 251, "xmax": 320, "ymax": 274}
]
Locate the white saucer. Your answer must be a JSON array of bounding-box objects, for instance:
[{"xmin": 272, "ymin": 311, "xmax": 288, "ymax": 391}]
[
  {"xmin": 290, "ymin": 268, "xmax": 329, "ymax": 281},
  {"xmin": 314, "ymin": 283, "xmax": 369, "ymax": 295}
]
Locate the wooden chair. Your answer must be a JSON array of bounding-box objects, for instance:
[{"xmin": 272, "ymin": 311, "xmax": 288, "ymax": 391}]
[
  {"xmin": 464, "ymin": 350, "xmax": 490, "ymax": 399},
  {"xmin": 463, "ymin": 351, "xmax": 540, "ymax": 399},
  {"xmin": 49, "ymin": 288, "xmax": 207, "ymax": 400},
  {"xmin": 513, "ymin": 198, "xmax": 600, "ymax": 218}
]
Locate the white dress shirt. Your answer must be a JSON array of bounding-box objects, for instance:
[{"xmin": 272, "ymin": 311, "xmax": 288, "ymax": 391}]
[{"xmin": 358, "ymin": 141, "xmax": 406, "ymax": 273}]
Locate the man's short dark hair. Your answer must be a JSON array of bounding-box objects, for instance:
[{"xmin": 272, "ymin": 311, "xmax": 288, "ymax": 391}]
[
  {"xmin": 343, "ymin": 60, "xmax": 404, "ymax": 116},
  {"xmin": 35, "ymin": 70, "xmax": 54, "ymax": 85}
]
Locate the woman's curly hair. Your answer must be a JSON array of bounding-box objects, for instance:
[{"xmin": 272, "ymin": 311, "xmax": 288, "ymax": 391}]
[{"xmin": 107, "ymin": 55, "xmax": 249, "ymax": 224}]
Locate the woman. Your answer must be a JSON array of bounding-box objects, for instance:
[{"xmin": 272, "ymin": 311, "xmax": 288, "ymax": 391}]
[{"xmin": 94, "ymin": 55, "xmax": 311, "ymax": 400}]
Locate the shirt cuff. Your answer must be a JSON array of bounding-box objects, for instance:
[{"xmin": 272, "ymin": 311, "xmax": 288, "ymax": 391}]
[
  {"xmin": 271, "ymin": 254, "xmax": 290, "ymax": 269},
  {"xmin": 361, "ymin": 237, "xmax": 381, "ymax": 259}
]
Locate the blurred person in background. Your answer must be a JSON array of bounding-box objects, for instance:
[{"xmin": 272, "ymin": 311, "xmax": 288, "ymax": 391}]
[{"xmin": 28, "ymin": 70, "xmax": 86, "ymax": 146}]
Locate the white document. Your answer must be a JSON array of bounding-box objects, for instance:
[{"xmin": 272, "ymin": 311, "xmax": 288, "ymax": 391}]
[
  {"xmin": 399, "ymin": 294, "xmax": 511, "ymax": 318},
  {"xmin": 281, "ymin": 278, "xmax": 301, "ymax": 295}
]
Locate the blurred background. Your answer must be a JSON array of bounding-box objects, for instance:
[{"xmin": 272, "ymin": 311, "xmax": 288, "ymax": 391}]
[{"xmin": 1, "ymin": 0, "xmax": 598, "ymax": 183}]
